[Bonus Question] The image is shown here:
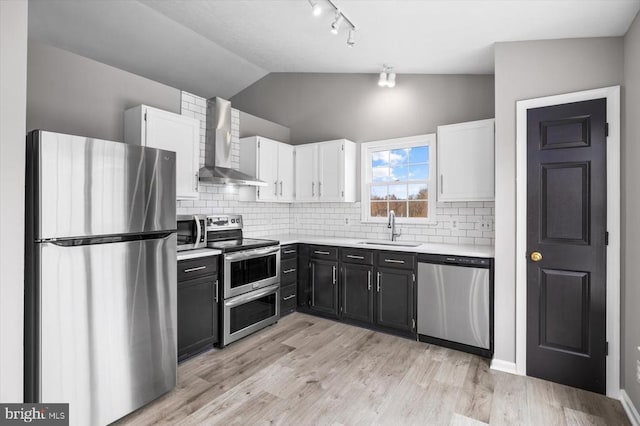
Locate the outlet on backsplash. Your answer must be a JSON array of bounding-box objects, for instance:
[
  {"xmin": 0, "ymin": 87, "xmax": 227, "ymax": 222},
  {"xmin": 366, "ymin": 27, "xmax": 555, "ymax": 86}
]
[
  {"xmin": 345, "ymin": 217, "xmax": 350, "ymax": 225},
  {"xmin": 480, "ymin": 220, "xmax": 493, "ymax": 231}
]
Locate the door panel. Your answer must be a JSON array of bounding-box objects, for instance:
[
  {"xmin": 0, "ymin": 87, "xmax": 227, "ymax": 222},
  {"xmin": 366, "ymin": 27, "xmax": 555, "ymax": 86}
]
[
  {"xmin": 178, "ymin": 275, "xmax": 216, "ymax": 358},
  {"xmin": 318, "ymin": 142, "xmax": 343, "ymax": 201},
  {"xmin": 278, "ymin": 144, "xmax": 295, "ymax": 201},
  {"xmin": 310, "ymin": 259, "xmax": 338, "ymax": 317},
  {"xmin": 341, "ymin": 263, "xmax": 374, "ymax": 323},
  {"xmin": 376, "ymin": 267, "xmax": 414, "ymax": 332},
  {"xmin": 295, "ymin": 144, "xmax": 317, "ymax": 201},
  {"xmin": 526, "ymin": 98, "xmax": 607, "ymax": 394},
  {"xmin": 258, "ymin": 138, "xmax": 278, "ymax": 201}
]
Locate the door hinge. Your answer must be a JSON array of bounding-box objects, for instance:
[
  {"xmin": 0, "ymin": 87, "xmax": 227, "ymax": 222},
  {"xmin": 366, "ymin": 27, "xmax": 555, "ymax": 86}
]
[
  {"xmin": 144, "ymin": 112, "xmax": 147, "ymax": 121},
  {"xmin": 605, "ymin": 123, "xmax": 609, "ymax": 137},
  {"xmin": 341, "ymin": 144, "xmax": 344, "ymax": 151},
  {"xmin": 605, "ymin": 231, "xmax": 609, "ymax": 246},
  {"xmin": 605, "ymin": 341, "xmax": 609, "ymax": 356},
  {"xmin": 258, "ymin": 140, "xmax": 260, "ymax": 148},
  {"xmin": 257, "ymin": 188, "xmax": 260, "ymax": 197}
]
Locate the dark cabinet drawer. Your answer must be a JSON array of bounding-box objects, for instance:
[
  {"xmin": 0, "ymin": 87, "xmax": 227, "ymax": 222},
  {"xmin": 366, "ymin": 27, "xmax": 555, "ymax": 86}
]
[
  {"xmin": 310, "ymin": 245, "xmax": 338, "ymax": 260},
  {"xmin": 376, "ymin": 251, "xmax": 416, "ymax": 269},
  {"xmin": 178, "ymin": 255, "xmax": 218, "ymax": 281},
  {"xmin": 341, "ymin": 248, "xmax": 374, "ymax": 265},
  {"xmin": 281, "ymin": 244, "xmax": 298, "ymax": 259},
  {"xmin": 281, "ymin": 258, "xmax": 298, "ymax": 284},
  {"xmin": 280, "ymin": 283, "xmax": 297, "ymax": 316}
]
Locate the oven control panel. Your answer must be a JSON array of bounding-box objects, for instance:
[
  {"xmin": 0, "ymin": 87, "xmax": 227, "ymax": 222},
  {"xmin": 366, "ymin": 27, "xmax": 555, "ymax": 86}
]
[{"xmin": 206, "ymin": 214, "xmax": 242, "ymax": 231}]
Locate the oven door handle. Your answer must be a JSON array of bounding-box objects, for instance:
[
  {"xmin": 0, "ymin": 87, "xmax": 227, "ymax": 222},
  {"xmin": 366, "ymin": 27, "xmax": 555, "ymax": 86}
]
[
  {"xmin": 224, "ymin": 284, "xmax": 280, "ymax": 308},
  {"xmin": 224, "ymin": 245, "xmax": 280, "ymax": 261}
]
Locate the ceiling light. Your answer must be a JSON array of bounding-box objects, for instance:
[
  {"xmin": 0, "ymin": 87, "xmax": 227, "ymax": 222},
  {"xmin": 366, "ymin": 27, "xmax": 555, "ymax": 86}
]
[
  {"xmin": 378, "ymin": 66, "xmax": 396, "ymax": 88},
  {"xmin": 331, "ymin": 13, "xmax": 344, "ymax": 34},
  {"xmin": 347, "ymin": 29, "xmax": 355, "ymax": 47},
  {"xmin": 309, "ymin": 0, "xmax": 322, "ymax": 16}
]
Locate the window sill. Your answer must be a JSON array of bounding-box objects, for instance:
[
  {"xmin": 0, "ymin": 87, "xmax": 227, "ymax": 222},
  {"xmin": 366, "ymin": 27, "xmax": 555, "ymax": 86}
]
[{"xmin": 360, "ymin": 218, "xmax": 438, "ymax": 226}]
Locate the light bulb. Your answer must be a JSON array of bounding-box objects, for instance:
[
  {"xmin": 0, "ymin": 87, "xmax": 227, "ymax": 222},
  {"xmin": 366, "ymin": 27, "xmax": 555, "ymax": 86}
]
[
  {"xmin": 378, "ymin": 72, "xmax": 387, "ymax": 87},
  {"xmin": 312, "ymin": 2, "xmax": 322, "ymax": 16}
]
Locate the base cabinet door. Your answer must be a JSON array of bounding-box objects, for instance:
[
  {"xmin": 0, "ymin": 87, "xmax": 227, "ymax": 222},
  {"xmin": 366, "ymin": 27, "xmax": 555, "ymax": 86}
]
[
  {"xmin": 178, "ymin": 275, "xmax": 217, "ymax": 359},
  {"xmin": 310, "ymin": 259, "xmax": 338, "ymax": 317},
  {"xmin": 375, "ymin": 267, "xmax": 414, "ymax": 333},
  {"xmin": 341, "ymin": 263, "xmax": 374, "ymax": 323}
]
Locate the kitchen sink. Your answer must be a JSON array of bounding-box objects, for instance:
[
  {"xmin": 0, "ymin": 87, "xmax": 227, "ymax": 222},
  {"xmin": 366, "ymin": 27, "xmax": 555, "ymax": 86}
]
[{"xmin": 357, "ymin": 241, "xmax": 422, "ymax": 248}]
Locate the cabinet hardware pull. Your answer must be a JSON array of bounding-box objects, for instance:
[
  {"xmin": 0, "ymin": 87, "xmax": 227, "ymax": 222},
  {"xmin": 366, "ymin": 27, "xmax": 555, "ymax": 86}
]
[
  {"xmin": 280, "ymin": 181, "xmax": 283, "ymax": 196},
  {"xmin": 283, "ymin": 268, "xmax": 296, "ymax": 274},
  {"xmin": 377, "ymin": 272, "xmax": 381, "ymax": 292},
  {"xmin": 312, "ymin": 182, "xmax": 315, "ymax": 197},
  {"xmin": 283, "ymin": 250, "xmax": 296, "ymax": 254},
  {"xmin": 332, "ymin": 266, "xmax": 337, "ymax": 284},
  {"xmin": 319, "ymin": 181, "xmax": 322, "ymax": 197},
  {"xmin": 440, "ymin": 174, "xmax": 444, "ymax": 193},
  {"xmin": 283, "ymin": 294, "xmax": 296, "ymax": 301},
  {"xmin": 314, "ymin": 250, "xmax": 330, "ymax": 255},
  {"xmin": 347, "ymin": 254, "xmax": 364, "ymax": 260},
  {"xmin": 214, "ymin": 279, "xmax": 218, "ymax": 303},
  {"xmin": 274, "ymin": 180, "xmax": 278, "ymax": 196},
  {"xmin": 367, "ymin": 270, "xmax": 371, "ymax": 291},
  {"xmin": 194, "ymin": 172, "xmax": 199, "ymax": 191},
  {"xmin": 311, "ymin": 264, "xmax": 315, "ymax": 306},
  {"xmin": 184, "ymin": 266, "xmax": 206, "ymax": 273},
  {"xmin": 384, "ymin": 259, "xmax": 405, "ymax": 264}
]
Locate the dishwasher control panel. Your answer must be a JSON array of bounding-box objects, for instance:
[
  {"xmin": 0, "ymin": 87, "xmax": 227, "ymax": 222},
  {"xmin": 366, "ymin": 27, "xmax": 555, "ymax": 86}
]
[{"xmin": 418, "ymin": 254, "xmax": 491, "ymax": 267}]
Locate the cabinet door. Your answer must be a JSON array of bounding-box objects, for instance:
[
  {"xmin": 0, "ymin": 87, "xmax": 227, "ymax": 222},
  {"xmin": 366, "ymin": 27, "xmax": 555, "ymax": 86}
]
[
  {"xmin": 317, "ymin": 141, "xmax": 344, "ymax": 202},
  {"xmin": 375, "ymin": 267, "xmax": 415, "ymax": 333},
  {"xmin": 295, "ymin": 144, "xmax": 317, "ymax": 201},
  {"xmin": 437, "ymin": 118, "xmax": 494, "ymax": 201},
  {"xmin": 278, "ymin": 143, "xmax": 295, "ymax": 201},
  {"xmin": 310, "ymin": 259, "xmax": 339, "ymax": 317},
  {"xmin": 178, "ymin": 275, "xmax": 217, "ymax": 358},
  {"xmin": 145, "ymin": 107, "xmax": 200, "ymax": 200},
  {"xmin": 341, "ymin": 263, "xmax": 374, "ymax": 324},
  {"xmin": 257, "ymin": 138, "xmax": 278, "ymax": 201}
]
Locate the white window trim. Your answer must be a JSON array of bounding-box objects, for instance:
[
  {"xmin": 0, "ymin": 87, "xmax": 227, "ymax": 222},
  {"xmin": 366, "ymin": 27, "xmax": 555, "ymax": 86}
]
[{"xmin": 360, "ymin": 134, "xmax": 437, "ymax": 224}]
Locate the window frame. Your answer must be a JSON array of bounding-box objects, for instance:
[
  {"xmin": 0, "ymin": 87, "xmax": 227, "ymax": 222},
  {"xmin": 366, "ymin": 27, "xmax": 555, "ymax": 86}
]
[{"xmin": 360, "ymin": 134, "xmax": 437, "ymax": 224}]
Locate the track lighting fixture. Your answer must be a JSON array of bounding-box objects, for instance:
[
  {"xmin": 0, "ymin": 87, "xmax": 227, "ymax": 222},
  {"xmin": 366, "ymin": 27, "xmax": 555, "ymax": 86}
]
[
  {"xmin": 378, "ymin": 66, "xmax": 397, "ymax": 88},
  {"xmin": 308, "ymin": 0, "xmax": 322, "ymax": 16},
  {"xmin": 308, "ymin": 0, "xmax": 357, "ymax": 47}
]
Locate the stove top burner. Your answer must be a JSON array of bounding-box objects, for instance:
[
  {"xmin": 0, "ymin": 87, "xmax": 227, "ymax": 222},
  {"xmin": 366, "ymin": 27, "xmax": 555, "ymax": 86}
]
[{"xmin": 207, "ymin": 237, "xmax": 279, "ymax": 253}]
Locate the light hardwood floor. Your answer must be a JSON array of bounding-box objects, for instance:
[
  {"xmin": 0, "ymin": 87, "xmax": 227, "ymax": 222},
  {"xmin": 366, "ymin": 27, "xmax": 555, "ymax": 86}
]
[{"xmin": 117, "ymin": 313, "xmax": 630, "ymax": 426}]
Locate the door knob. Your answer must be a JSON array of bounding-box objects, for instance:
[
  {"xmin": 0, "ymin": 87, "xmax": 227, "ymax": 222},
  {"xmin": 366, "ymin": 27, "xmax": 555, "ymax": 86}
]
[{"xmin": 530, "ymin": 251, "xmax": 543, "ymax": 262}]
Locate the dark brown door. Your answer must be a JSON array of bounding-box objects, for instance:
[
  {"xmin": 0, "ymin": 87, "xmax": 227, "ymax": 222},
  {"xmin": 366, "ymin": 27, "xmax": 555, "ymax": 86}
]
[{"xmin": 526, "ymin": 98, "xmax": 607, "ymax": 394}]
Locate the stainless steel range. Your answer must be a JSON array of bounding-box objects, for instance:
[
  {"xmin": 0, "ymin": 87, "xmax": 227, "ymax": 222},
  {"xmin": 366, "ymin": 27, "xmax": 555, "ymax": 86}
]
[{"xmin": 206, "ymin": 215, "xmax": 280, "ymax": 347}]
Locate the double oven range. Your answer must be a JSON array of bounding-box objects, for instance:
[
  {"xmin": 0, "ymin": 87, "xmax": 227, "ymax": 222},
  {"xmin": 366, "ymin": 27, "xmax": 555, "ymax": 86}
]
[{"xmin": 205, "ymin": 215, "xmax": 280, "ymax": 347}]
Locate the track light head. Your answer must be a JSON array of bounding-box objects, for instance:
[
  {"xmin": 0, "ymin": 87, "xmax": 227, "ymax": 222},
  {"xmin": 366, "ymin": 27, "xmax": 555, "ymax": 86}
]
[
  {"xmin": 347, "ymin": 29, "xmax": 356, "ymax": 47},
  {"xmin": 331, "ymin": 13, "xmax": 344, "ymax": 34},
  {"xmin": 378, "ymin": 72, "xmax": 388, "ymax": 87},
  {"xmin": 309, "ymin": 0, "xmax": 322, "ymax": 16},
  {"xmin": 387, "ymin": 72, "xmax": 396, "ymax": 88}
]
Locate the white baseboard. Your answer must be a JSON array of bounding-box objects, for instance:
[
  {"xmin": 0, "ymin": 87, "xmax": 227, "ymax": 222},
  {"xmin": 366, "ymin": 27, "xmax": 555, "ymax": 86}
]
[
  {"xmin": 621, "ymin": 390, "xmax": 640, "ymax": 426},
  {"xmin": 490, "ymin": 358, "xmax": 519, "ymax": 375}
]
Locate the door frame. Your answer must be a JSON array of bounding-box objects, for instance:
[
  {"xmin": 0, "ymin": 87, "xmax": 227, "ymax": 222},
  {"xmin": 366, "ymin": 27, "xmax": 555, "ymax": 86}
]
[{"xmin": 515, "ymin": 86, "xmax": 620, "ymax": 398}]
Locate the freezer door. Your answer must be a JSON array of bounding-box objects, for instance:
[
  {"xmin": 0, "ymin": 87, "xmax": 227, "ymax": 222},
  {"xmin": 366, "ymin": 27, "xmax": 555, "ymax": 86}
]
[
  {"xmin": 36, "ymin": 234, "xmax": 177, "ymax": 426},
  {"xmin": 417, "ymin": 263, "xmax": 490, "ymax": 349},
  {"xmin": 32, "ymin": 131, "xmax": 176, "ymax": 240}
]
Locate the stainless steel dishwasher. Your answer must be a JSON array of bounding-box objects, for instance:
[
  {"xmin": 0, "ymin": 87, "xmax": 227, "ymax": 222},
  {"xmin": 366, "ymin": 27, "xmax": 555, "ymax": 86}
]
[{"xmin": 417, "ymin": 254, "xmax": 493, "ymax": 358}]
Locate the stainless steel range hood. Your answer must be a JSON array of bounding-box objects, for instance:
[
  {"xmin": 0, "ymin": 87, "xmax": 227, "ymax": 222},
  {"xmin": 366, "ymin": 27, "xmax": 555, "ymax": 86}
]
[{"xmin": 199, "ymin": 97, "xmax": 266, "ymax": 186}]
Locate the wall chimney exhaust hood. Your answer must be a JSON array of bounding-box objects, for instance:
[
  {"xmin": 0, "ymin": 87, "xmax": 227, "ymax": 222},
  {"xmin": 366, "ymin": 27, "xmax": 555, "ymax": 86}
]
[{"xmin": 199, "ymin": 97, "xmax": 266, "ymax": 186}]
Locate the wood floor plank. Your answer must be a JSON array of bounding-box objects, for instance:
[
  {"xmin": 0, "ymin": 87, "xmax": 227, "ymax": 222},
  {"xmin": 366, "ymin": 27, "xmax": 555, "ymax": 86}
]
[{"xmin": 117, "ymin": 313, "xmax": 631, "ymax": 426}]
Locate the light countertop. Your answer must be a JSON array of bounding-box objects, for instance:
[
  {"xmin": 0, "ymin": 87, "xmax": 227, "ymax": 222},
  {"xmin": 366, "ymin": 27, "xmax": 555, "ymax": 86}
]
[
  {"xmin": 176, "ymin": 248, "xmax": 222, "ymax": 261},
  {"xmin": 263, "ymin": 234, "xmax": 494, "ymax": 258}
]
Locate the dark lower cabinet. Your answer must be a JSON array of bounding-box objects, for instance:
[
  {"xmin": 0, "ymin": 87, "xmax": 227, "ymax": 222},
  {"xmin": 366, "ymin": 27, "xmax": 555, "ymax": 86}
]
[
  {"xmin": 310, "ymin": 259, "xmax": 339, "ymax": 317},
  {"xmin": 178, "ymin": 274, "xmax": 218, "ymax": 360},
  {"xmin": 341, "ymin": 263, "xmax": 374, "ymax": 323},
  {"xmin": 375, "ymin": 267, "xmax": 415, "ymax": 333}
]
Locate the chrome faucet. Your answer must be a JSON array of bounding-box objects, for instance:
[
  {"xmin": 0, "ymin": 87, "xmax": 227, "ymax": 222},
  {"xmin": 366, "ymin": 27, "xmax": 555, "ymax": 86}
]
[{"xmin": 388, "ymin": 210, "xmax": 401, "ymax": 241}]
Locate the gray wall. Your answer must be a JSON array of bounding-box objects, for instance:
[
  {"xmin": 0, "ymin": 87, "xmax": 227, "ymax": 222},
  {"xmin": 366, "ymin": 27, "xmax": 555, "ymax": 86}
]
[
  {"xmin": 0, "ymin": 0, "xmax": 28, "ymax": 402},
  {"xmin": 623, "ymin": 12, "xmax": 640, "ymax": 409},
  {"xmin": 27, "ymin": 42, "xmax": 181, "ymax": 142},
  {"xmin": 239, "ymin": 110, "xmax": 290, "ymax": 143},
  {"xmin": 493, "ymin": 37, "xmax": 624, "ymax": 365},
  {"xmin": 231, "ymin": 73, "xmax": 494, "ymax": 144}
]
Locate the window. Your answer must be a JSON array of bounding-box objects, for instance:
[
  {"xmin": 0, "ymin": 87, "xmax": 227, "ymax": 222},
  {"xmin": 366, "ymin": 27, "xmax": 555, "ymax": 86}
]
[{"xmin": 361, "ymin": 134, "xmax": 436, "ymax": 223}]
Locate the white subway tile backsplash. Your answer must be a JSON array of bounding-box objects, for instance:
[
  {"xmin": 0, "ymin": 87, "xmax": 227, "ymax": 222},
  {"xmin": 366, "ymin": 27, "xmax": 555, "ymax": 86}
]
[{"xmin": 177, "ymin": 91, "xmax": 494, "ymax": 245}]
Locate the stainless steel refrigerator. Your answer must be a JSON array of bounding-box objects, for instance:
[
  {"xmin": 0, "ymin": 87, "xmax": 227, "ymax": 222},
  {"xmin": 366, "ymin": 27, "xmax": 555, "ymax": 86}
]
[{"xmin": 24, "ymin": 130, "xmax": 178, "ymax": 426}]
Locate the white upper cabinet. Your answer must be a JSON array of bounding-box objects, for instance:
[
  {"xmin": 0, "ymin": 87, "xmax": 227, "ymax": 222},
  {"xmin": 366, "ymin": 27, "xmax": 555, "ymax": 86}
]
[
  {"xmin": 295, "ymin": 139, "xmax": 356, "ymax": 203},
  {"xmin": 124, "ymin": 105, "xmax": 200, "ymax": 200},
  {"xmin": 437, "ymin": 118, "xmax": 495, "ymax": 202},
  {"xmin": 238, "ymin": 136, "xmax": 295, "ymax": 202}
]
